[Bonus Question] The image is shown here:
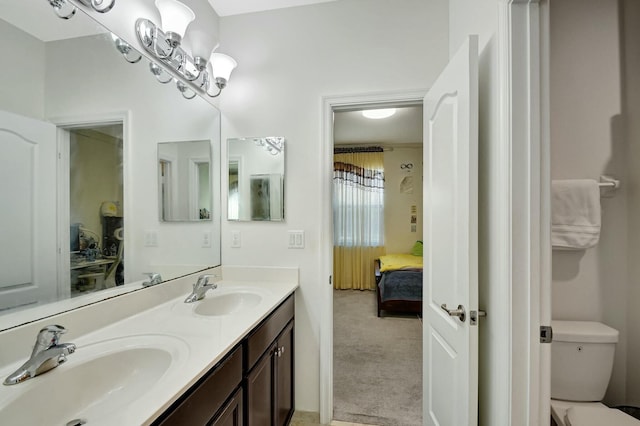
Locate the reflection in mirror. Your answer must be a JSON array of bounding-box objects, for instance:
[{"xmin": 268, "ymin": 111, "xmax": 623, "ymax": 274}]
[
  {"xmin": 0, "ymin": 2, "xmax": 221, "ymax": 330},
  {"xmin": 69, "ymin": 125, "xmax": 124, "ymax": 294},
  {"xmin": 228, "ymin": 137, "xmax": 285, "ymax": 222},
  {"xmin": 158, "ymin": 140, "xmax": 213, "ymax": 222}
]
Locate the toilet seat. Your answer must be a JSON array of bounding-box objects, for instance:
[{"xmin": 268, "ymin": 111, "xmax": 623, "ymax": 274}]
[{"xmin": 565, "ymin": 405, "xmax": 640, "ymax": 426}]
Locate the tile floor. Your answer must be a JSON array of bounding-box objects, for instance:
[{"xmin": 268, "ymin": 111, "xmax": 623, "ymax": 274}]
[{"xmin": 291, "ymin": 411, "xmax": 376, "ymax": 426}]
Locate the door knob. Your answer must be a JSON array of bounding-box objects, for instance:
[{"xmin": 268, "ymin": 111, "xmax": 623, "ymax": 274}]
[{"xmin": 440, "ymin": 303, "xmax": 466, "ymax": 322}]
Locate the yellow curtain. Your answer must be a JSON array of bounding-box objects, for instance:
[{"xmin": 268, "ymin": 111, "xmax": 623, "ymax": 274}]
[
  {"xmin": 333, "ymin": 246, "xmax": 386, "ymax": 290},
  {"xmin": 333, "ymin": 150, "xmax": 385, "ymax": 290}
]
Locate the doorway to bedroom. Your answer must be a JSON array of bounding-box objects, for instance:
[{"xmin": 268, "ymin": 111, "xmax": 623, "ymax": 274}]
[{"xmin": 331, "ymin": 103, "xmax": 424, "ymax": 425}]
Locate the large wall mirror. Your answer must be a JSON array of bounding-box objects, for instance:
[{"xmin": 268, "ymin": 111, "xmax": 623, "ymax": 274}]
[
  {"xmin": 228, "ymin": 137, "xmax": 285, "ymax": 221},
  {"xmin": 0, "ymin": 2, "xmax": 221, "ymax": 330}
]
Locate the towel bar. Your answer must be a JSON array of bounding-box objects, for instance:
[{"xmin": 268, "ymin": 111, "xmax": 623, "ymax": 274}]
[{"xmin": 599, "ymin": 176, "xmax": 620, "ymax": 189}]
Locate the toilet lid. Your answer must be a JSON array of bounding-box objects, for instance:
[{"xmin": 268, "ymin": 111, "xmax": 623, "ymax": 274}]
[{"xmin": 566, "ymin": 406, "xmax": 640, "ymax": 426}]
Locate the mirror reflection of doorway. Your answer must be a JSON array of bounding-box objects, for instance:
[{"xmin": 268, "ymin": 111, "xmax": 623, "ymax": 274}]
[
  {"xmin": 228, "ymin": 158, "xmax": 240, "ymax": 220},
  {"xmin": 195, "ymin": 161, "xmax": 211, "ymax": 219},
  {"xmin": 68, "ymin": 124, "xmax": 124, "ymax": 296},
  {"xmin": 159, "ymin": 159, "xmax": 173, "ymax": 221}
]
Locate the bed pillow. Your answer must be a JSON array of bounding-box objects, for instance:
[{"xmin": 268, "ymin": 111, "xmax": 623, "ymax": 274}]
[{"xmin": 411, "ymin": 240, "xmax": 423, "ymax": 256}]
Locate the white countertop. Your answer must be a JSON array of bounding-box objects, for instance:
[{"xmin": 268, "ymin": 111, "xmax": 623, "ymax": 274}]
[{"xmin": 0, "ymin": 277, "xmax": 298, "ymax": 425}]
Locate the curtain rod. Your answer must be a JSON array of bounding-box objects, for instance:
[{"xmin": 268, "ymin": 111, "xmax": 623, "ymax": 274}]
[{"xmin": 334, "ymin": 146, "xmax": 385, "ymax": 154}]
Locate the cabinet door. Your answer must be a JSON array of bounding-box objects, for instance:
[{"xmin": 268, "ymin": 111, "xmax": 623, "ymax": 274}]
[
  {"xmin": 246, "ymin": 345, "xmax": 275, "ymax": 426},
  {"xmin": 155, "ymin": 347, "xmax": 242, "ymax": 426},
  {"xmin": 209, "ymin": 388, "xmax": 243, "ymax": 426},
  {"xmin": 275, "ymin": 322, "xmax": 294, "ymax": 426}
]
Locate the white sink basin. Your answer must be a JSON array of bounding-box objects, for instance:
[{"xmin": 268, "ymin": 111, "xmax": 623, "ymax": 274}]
[
  {"xmin": 194, "ymin": 291, "xmax": 262, "ymax": 317},
  {"xmin": 0, "ymin": 334, "xmax": 188, "ymax": 425}
]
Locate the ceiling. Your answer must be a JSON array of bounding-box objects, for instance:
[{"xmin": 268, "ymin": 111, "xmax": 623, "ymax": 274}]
[
  {"xmin": 209, "ymin": 0, "xmax": 338, "ymax": 16},
  {"xmin": 333, "ymin": 106, "xmax": 423, "ymax": 146}
]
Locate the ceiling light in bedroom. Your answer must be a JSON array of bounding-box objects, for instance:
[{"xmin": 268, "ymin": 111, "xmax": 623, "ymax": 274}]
[{"xmin": 362, "ymin": 108, "xmax": 397, "ymax": 119}]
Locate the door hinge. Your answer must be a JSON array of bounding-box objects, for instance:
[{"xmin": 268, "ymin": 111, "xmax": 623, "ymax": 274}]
[
  {"xmin": 329, "ymin": 276, "xmax": 332, "ymax": 286},
  {"xmin": 540, "ymin": 325, "xmax": 553, "ymax": 343}
]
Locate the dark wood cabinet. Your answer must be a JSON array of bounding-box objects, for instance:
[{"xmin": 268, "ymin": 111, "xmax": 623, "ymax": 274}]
[
  {"xmin": 245, "ymin": 296, "xmax": 295, "ymax": 426},
  {"xmin": 153, "ymin": 347, "xmax": 243, "ymax": 426},
  {"xmin": 153, "ymin": 294, "xmax": 295, "ymax": 426},
  {"xmin": 246, "ymin": 346, "xmax": 274, "ymax": 426},
  {"xmin": 210, "ymin": 388, "xmax": 243, "ymax": 426},
  {"xmin": 274, "ymin": 322, "xmax": 294, "ymax": 426}
]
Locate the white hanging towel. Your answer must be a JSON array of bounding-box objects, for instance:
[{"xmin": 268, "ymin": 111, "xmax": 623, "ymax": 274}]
[{"xmin": 551, "ymin": 179, "xmax": 601, "ymax": 249}]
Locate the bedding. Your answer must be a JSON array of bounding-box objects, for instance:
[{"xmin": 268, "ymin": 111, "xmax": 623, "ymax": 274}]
[
  {"xmin": 378, "ymin": 269, "xmax": 423, "ymax": 302},
  {"xmin": 378, "ymin": 253, "xmax": 423, "ymax": 272},
  {"xmin": 375, "ymin": 255, "xmax": 423, "ymax": 317}
]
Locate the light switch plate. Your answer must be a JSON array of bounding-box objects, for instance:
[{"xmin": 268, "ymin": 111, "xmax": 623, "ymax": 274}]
[
  {"xmin": 202, "ymin": 231, "xmax": 212, "ymax": 248},
  {"xmin": 231, "ymin": 231, "xmax": 241, "ymax": 248},
  {"xmin": 144, "ymin": 230, "xmax": 158, "ymax": 247},
  {"xmin": 288, "ymin": 230, "xmax": 304, "ymax": 249}
]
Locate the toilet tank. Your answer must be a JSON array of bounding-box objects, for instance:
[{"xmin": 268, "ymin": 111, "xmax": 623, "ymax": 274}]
[{"xmin": 551, "ymin": 320, "xmax": 619, "ymax": 402}]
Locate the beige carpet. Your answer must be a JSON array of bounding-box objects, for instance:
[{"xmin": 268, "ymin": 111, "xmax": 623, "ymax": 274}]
[{"xmin": 333, "ymin": 289, "xmax": 422, "ymax": 426}]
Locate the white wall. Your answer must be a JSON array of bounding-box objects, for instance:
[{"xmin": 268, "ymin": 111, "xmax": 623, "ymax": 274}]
[
  {"xmin": 549, "ymin": 0, "xmax": 627, "ymax": 405},
  {"xmin": 383, "ymin": 147, "xmax": 423, "ymax": 253},
  {"xmin": 218, "ymin": 0, "xmax": 449, "ymax": 412},
  {"xmin": 0, "ymin": 18, "xmax": 45, "ymax": 119}
]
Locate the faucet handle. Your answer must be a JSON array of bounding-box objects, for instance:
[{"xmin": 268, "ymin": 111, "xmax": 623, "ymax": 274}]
[
  {"xmin": 32, "ymin": 325, "xmax": 66, "ymax": 357},
  {"xmin": 39, "ymin": 325, "xmax": 66, "ymax": 343},
  {"xmin": 195, "ymin": 274, "xmax": 213, "ymax": 288},
  {"xmin": 142, "ymin": 272, "xmax": 162, "ymax": 287}
]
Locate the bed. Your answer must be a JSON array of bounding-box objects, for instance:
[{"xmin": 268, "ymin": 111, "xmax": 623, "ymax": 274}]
[{"xmin": 374, "ymin": 253, "xmax": 423, "ymax": 317}]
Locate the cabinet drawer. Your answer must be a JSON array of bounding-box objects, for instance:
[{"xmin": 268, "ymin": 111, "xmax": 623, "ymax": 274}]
[
  {"xmin": 155, "ymin": 346, "xmax": 243, "ymax": 426},
  {"xmin": 246, "ymin": 295, "xmax": 294, "ymax": 370}
]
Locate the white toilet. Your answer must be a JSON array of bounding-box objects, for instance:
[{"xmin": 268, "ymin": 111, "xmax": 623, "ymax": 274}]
[{"xmin": 550, "ymin": 320, "xmax": 640, "ymax": 426}]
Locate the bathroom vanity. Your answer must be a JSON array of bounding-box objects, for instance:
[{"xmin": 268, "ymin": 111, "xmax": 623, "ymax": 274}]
[
  {"xmin": 0, "ymin": 267, "xmax": 298, "ymax": 426},
  {"xmin": 154, "ymin": 294, "xmax": 295, "ymax": 426}
]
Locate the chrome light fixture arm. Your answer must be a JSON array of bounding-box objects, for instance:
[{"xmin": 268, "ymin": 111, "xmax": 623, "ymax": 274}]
[
  {"xmin": 48, "ymin": 0, "xmax": 115, "ymax": 19},
  {"xmin": 136, "ymin": 19, "xmax": 209, "ymax": 95},
  {"xmin": 207, "ymin": 77, "xmax": 227, "ymax": 98},
  {"xmin": 113, "ymin": 37, "xmax": 142, "ymax": 64}
]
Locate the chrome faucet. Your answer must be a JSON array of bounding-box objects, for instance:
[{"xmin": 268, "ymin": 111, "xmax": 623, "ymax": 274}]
[
  {"xmin": 3, "ymin": 325, "xmax": 76, "ymax": 386},
  {"xmin": 142, "ymin": 272, "xmax": 163, "ymax": 287},
  {"xmin": 184, "ymin": 274, "xmax": 217, "ymax": 303}
]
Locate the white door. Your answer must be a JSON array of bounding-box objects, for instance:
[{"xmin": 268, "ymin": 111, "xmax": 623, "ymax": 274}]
[
  {"xmin": 0, "ymin": 110, "xmax": 58, "ymax": 311},
  {"xmin": 423, "ymin": 35, "xmax": 479, "ymax": 426}
]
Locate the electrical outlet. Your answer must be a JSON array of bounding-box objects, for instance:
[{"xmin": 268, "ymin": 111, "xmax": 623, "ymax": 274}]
[
  {"xmin": 231, "ymin": 230, "xmax": 241, "ymax": 248},
  {"xmin": 144, "ymin": 230, "xmax": 158, "ymax": 247},
  {"xmin": 288, "ymin": 230, "xmax": 304, "ymax": 249},
  {"xmin": 202, "ymin": 231, "xmax": 212, "ymax": 248}
]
